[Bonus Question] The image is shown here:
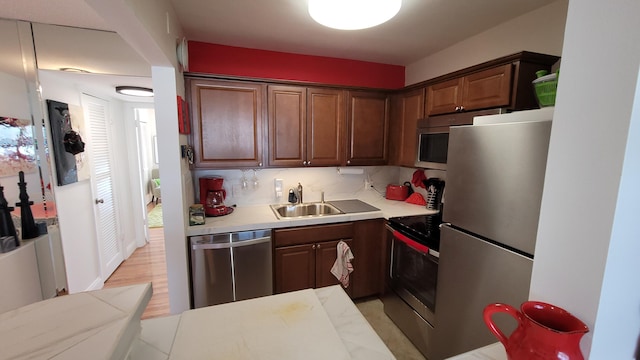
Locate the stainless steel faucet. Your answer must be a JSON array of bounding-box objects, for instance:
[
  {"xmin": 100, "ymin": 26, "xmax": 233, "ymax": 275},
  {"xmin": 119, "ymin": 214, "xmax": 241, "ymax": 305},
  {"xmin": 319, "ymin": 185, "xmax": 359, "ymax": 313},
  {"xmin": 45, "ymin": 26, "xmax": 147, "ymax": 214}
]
[{"xmin": 297, "ymin": 182, "xmax": 303, "ymax": 204}]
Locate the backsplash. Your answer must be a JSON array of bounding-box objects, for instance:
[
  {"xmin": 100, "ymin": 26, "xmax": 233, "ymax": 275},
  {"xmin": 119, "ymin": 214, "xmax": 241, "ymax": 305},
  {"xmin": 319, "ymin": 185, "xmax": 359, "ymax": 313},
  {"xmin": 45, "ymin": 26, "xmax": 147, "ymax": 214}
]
[{"xmin": 191, "ymin": 166, "xmax": 446, "ymax": 207}]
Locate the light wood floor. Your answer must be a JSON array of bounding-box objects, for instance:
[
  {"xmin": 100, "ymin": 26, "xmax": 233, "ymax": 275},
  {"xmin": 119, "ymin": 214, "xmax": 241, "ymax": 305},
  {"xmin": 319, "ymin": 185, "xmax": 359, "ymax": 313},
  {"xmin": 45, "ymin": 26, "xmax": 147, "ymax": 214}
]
[{"xmin": 103, "ymin": 226, "xmax": 170, "ymax": 319}]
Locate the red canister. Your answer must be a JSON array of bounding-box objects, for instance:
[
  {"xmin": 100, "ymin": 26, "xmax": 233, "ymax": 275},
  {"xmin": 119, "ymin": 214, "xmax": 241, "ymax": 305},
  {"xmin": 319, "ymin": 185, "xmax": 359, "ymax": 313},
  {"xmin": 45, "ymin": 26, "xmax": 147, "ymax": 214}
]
[{"xmin": 385, "ymin": 184, "xmax": 409, "ymax": 201}]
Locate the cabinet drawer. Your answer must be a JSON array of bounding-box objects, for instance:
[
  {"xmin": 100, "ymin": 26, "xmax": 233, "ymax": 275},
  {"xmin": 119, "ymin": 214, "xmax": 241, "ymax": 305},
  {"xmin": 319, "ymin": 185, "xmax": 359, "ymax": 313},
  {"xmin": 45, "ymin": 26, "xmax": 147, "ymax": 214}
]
[{"xmin": 274, "ymin": 222, "xmax": 354, "ymax": 247}]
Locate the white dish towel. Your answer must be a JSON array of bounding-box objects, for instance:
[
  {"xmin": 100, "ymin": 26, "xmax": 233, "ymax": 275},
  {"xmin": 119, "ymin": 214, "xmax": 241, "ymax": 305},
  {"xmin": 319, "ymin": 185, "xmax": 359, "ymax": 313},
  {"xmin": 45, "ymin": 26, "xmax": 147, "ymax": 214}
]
[{"xmin": 331, "ymin": 240, "xmax": 354, "ymax": 288}]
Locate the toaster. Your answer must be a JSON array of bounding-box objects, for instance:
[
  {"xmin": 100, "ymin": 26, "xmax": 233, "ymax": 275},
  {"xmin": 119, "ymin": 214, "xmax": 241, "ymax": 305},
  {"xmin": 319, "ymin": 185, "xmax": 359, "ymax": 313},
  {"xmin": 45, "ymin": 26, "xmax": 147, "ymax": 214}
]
[{"xmin": 385, "ymin": 184, "xmax": 409, "ymax": 201}]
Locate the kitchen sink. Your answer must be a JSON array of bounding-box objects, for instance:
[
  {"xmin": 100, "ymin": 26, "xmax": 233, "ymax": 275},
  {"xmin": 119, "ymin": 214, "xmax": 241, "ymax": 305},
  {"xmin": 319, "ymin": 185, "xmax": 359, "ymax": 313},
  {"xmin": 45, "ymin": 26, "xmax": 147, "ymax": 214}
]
[{"xmin": 270, "ymin": 202, "xmax": 345, "ymax": 219}]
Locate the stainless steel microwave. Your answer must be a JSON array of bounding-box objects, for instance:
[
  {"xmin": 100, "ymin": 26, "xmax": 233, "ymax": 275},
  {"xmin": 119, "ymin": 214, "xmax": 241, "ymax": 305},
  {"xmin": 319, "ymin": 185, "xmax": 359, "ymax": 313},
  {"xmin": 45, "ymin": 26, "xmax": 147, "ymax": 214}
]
[
  {"xmin": 415, "ymin": 127, "xmax": 449, "ymax": 170},
  {"xmin": 415, "ymin": 109, "xmax": 505, "ymax": 169}
]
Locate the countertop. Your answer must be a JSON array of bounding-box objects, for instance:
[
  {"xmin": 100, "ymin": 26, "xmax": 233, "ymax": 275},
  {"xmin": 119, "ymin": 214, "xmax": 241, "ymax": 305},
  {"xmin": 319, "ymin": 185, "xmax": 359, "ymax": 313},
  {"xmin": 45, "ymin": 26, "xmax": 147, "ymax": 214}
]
[
  {"xmin": 187, "ymin": 191, "xmax": 437, "ymax": 236},
  {"xmin": 130, "ymin": 285, "xmax": 395, "ymax": 360},
  {"xmin": 0, "ymin": 283, "xmax": 152, "ymax": 360},
  {"xmin": 446, "ymin": 343, "xmax": 506, "ymax": 359}
]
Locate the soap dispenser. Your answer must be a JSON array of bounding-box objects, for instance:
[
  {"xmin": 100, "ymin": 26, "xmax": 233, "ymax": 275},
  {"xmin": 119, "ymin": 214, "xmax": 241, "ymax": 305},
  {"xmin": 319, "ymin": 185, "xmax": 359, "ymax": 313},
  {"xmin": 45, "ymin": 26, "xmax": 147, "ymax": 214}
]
[{"xmin": 288, "ymin": 189, "xmax": 297, "ymax": 204}]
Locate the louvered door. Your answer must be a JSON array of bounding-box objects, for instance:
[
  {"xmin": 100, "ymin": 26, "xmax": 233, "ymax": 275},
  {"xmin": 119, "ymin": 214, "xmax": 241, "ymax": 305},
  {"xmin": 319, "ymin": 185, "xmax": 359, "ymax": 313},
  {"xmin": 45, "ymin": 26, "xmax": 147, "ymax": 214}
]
[{"xmin": 82, "ymin": 94, "xmax": 123, "ymax": 280}]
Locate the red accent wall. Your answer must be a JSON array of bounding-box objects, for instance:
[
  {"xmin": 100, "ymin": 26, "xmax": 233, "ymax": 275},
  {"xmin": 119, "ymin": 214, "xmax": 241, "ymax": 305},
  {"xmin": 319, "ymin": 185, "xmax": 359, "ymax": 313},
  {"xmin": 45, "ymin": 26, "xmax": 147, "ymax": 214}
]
[{"xmin": 188, "ymin": 41, "xmax": 405, "ymax": 89}]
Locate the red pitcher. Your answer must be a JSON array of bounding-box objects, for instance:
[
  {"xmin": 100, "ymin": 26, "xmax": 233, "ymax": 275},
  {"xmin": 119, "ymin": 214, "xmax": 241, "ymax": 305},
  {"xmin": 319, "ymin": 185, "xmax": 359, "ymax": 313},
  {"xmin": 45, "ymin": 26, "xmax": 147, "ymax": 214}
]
[{"xmin": 483, "ymin": 301, "xmax": 588, "ymax": 360}]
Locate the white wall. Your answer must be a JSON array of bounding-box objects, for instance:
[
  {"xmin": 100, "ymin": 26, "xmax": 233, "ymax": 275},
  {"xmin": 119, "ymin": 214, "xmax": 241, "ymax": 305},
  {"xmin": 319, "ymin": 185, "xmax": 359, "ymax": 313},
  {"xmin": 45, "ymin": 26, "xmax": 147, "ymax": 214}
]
[
  {"xmin": 405, "ymin": 0, "xmax": 568, "ymax": 85},
  {"xmin": 38, "ymin": 70, "xmax": 139, "ymax": 292},
  {"xmin": 530, "ymin": 0, "xmax": 640, "ymax": 357},
  {"xmin": 86, "ymin": 0, "xmax": 191, "ymax": 314}
]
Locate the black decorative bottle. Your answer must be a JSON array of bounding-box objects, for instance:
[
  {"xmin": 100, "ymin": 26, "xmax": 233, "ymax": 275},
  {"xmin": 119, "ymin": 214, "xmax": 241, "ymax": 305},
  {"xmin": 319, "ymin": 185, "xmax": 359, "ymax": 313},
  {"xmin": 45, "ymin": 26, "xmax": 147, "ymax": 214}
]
[
  {"xmin": 16, "ymin": 171, "xmax": 39, "ymax": 240},
  {"xmin": 0, "ymin": 184, "xmax": 19, "ymax": 250}
]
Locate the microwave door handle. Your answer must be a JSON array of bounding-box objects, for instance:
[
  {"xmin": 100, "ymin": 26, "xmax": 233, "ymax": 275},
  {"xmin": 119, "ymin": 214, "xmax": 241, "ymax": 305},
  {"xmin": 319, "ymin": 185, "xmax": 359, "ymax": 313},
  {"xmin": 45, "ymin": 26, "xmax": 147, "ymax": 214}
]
[{"xmin": 392, "ymin": 230, "xmax": 430, "ymax": 254}]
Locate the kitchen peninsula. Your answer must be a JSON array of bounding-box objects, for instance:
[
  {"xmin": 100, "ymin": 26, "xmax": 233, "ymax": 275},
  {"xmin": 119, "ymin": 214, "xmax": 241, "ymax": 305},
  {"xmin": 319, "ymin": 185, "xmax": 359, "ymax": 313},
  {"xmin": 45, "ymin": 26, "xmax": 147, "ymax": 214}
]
[{"xmin": 0, "ymin": 283, "xmax": 395, "ymax": 359}]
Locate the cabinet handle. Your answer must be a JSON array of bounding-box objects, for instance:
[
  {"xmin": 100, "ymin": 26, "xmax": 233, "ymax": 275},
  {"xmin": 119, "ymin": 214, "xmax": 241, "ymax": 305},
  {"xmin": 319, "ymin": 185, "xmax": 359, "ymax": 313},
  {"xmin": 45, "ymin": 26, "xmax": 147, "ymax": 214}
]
[
  {"xmin": 312, "ymin": 244, "xmax": 316, "ymax": 249},
  {"xmin": 455, "ymin": 106, "xmax": 461, "ymax": 112},
  {"xmin": 307, "ymin": 161, "xmax": 311, "ymax": 166},
  {"xmin": 459, "ymin": 106, "xmax": 465, "ymax": 111},
  {"xmin": 316, "ymin": 244, "xmax": 321, "ymax": 249},
  {"xmin": 347, "ymin": 160, "xmax": 351, "ymax": 164},
  {"xmin": 258, "ymin": 162, "xmax": 263, "ymax": 167},
  {"xmin": 303, "ymin": 161, "xmax": 307, "ymax": 165}
]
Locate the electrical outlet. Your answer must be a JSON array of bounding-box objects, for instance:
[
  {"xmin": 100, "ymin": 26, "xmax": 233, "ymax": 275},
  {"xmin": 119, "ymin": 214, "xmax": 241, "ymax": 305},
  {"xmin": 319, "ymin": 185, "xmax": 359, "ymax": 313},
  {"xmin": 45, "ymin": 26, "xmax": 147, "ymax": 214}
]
[{"xmin": 274, "ymin": 178, "xmax": 283, "ymax": 198}]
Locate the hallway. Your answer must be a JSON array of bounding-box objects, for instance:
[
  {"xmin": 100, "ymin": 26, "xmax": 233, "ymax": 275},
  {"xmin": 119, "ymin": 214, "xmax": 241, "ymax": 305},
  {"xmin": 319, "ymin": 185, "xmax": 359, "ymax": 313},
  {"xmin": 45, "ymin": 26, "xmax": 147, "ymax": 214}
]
[{"xmin": 103, "ymin": 226, "xmax": 170, "ymax": 319}]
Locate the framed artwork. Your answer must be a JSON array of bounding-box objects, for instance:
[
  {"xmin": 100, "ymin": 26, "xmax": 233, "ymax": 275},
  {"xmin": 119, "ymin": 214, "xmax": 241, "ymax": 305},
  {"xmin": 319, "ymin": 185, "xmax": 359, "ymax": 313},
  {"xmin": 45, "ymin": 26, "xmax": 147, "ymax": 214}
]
[
  {"xmin": 46, "ymin": 100, "xmax": 85, "ymax": 186},
  {"xmin": 0, "ymin": 117, "xmax": 36, "ymax": 177},
  {"xmin": 177, "ymin": 96, "xmax": 190, "ymax": 134}
]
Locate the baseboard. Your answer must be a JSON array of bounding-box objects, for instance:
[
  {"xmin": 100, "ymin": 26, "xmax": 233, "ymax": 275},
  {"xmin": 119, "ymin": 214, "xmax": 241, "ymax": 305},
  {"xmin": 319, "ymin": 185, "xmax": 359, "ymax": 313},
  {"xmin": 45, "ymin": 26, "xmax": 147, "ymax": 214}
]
[{"xmin": 86, "ymin": 277, "xmax": 104, "ymax": 292}]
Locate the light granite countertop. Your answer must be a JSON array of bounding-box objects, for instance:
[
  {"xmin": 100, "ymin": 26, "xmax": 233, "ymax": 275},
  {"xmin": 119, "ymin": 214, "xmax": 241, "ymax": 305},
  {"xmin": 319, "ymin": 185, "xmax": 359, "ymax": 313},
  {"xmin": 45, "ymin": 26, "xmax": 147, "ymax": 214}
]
[
  {"xmin": 130, "ymin": 285, "xmax": 395, "ymax": 360},
  {"xmin": 187, "ymin": 191, "xmax": 437, "ymax": 236},
  {"xmin": 1, "ymin": 284, "xmax": 396, "ymax": 360},
  {"xmin": 0, "ymin": 283, "xmax": 152, "ymax": 360},
  {"xmin": 446, "ymin": 343, "xmax": 506, "ymax": 360}
]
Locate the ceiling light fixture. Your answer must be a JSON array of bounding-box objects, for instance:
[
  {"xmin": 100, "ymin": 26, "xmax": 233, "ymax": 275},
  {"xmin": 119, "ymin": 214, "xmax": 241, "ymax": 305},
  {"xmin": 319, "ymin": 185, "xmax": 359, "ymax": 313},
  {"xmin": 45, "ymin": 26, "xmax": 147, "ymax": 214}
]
[
  {"xmin": 115, "ymin": 86, "xmax": 154, "ymax": 97},
  {"xmin": 59, "ymin": 67, "xmax": 91, "ymax": 73},
  {"xmin": 308, "ymin": 0, "xmax": 401, "ymax": 30}
]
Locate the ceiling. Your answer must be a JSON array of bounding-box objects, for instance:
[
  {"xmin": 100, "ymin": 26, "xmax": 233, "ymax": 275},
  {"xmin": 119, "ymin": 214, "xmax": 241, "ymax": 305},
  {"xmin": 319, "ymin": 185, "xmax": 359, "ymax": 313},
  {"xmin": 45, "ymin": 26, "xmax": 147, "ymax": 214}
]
[{"xmin": 0, "ymin": 0, "xmax": 557, "ymax": 101}]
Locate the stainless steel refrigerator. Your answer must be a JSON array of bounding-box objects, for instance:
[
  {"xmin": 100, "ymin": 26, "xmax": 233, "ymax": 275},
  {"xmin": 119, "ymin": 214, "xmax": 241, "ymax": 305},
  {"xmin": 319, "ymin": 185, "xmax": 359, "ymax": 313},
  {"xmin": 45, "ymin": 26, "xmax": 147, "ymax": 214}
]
[{"xmin": 433, "ymin": 112, "xmax": 552, "ymax": 359}]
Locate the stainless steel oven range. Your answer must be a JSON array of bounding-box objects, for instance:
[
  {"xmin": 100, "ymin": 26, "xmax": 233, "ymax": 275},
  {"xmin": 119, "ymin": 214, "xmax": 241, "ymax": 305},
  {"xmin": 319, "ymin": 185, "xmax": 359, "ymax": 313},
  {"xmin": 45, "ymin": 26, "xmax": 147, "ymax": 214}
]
[{"xmin": 383, "ymin": 212, "xmax": 442, "ymax": 359}]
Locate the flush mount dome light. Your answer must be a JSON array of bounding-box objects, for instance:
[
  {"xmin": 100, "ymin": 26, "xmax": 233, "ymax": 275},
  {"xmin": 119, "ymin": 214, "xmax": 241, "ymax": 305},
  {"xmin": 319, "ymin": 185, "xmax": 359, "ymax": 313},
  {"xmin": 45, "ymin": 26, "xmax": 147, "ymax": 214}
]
[
  {"xmin": 309, "ymin": 0, "xmax": 401, "ymax": 30},
  {"xmin": 115, "ymin": 86, "xmax": 154, "ymax": 97}
]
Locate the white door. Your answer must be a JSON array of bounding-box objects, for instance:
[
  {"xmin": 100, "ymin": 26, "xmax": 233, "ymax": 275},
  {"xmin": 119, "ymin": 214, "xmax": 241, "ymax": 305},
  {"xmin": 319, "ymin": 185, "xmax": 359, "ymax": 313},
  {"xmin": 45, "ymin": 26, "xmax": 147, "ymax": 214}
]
[
  {"xmin": 82, "ymin": 94, "xmax": 123, "ymax": 280},
  {"xmin": 135, "ymin": 108, "xmax": 151, "ymax": 243}
]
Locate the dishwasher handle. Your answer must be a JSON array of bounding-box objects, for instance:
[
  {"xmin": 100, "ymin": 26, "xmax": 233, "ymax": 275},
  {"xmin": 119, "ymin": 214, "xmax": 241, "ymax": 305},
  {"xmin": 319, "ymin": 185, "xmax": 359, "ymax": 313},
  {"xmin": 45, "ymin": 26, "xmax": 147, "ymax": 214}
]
[{"xmin": 191, "ymin": 236, "xmax": 271, "ymax": 250}]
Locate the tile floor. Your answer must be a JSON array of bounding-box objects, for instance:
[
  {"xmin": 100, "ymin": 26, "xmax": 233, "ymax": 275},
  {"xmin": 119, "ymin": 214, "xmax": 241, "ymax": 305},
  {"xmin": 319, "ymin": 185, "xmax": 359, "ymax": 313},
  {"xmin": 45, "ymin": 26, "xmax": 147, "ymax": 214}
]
[{"xmin": 356, "ymin": 298, "xmax": 427, "ymax": 360}]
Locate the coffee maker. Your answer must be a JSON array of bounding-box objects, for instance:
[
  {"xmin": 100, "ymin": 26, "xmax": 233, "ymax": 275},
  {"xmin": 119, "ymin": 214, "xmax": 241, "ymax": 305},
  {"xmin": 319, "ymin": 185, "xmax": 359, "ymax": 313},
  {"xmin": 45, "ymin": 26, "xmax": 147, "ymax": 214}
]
[{"xmin": 199, "ymin": 177, "xmax": 233, "ymax": 217}]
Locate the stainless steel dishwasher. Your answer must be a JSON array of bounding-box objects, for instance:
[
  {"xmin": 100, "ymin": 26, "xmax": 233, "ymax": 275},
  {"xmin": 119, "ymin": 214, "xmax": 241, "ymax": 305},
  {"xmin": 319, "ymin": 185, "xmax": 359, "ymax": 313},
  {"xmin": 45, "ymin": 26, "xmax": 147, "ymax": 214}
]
[{"xmin": 189, "ymin": 229, "xmax": 273, "ymax": 308}]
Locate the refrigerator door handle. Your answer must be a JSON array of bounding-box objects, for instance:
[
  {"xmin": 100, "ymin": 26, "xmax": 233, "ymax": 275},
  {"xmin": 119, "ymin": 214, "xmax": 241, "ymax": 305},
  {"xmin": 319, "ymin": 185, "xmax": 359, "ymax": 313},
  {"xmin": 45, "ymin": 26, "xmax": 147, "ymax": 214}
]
[
  {"xmin": 439, "ymin": 222, "xmax": 451, "ymax": 229},
  {"xmin": 392, "ymin": 230, "xmax": 430, "ymax": 254}
]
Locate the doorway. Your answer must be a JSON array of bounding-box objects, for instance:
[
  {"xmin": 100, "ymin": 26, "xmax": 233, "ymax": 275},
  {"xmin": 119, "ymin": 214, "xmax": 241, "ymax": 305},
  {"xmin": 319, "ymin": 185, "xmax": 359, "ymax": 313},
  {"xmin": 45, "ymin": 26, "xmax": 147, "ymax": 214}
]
[{"xmin": 103, "ymin": 104, "xmax": 170, "ymax": 319}]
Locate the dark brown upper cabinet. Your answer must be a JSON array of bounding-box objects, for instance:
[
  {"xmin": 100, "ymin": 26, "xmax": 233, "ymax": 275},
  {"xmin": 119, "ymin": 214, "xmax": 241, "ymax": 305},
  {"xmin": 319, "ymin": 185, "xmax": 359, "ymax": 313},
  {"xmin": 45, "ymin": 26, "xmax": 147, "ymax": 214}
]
[
  {"xmin": 188, "ymin": 78, "xmax": 266, "ymax": 168},
  {"xmin": 268, "ymin": 85, "xmax": 345, "ymax": 167},
  {"xmin": 346, "ymin": 91, "xmax": 390, "ymax": 166},
  {"xmin": 389, "ymin": 88, "xmax": 425, "ymax": 167}
]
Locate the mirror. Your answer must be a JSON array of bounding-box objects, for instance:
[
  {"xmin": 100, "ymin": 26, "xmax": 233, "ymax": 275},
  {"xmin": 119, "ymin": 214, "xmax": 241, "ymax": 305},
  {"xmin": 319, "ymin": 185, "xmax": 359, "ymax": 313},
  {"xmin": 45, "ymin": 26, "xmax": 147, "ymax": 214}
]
[{"xmin": 0, "ymin": 19, "xmax": 54, "ymax": 228}]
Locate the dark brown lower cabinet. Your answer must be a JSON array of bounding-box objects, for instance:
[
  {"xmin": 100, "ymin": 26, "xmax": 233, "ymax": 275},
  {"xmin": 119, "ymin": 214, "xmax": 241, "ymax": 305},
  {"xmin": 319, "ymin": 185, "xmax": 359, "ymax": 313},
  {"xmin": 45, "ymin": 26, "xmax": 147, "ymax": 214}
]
[
  {"xmin": 273, "ymin": 219, "xmax": 385, "ymax": 299},
  {"xmin": 351, "ymin": 219, "xmax": 385, "ymax": 298},
  {"xmin": 274, "ymin": 244, "xmax": 316, "ymax": 293}
]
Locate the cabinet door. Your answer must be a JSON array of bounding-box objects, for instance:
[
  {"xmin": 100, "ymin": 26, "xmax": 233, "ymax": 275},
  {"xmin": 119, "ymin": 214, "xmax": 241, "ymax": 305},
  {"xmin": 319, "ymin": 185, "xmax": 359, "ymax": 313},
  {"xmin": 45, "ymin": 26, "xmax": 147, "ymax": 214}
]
[
  {"xmin": 307, "ymin": 88, "xmax": 345, "ymax": 166},
  {"xmin": 462, "ymin": 64, "xmax": 513, "ymax": 111},
  {"xmin": 189, "ymin": 79, "xmax": 265, "ymax": 168},
  {"xmin": 426, "ymin": 78, "xmax": 463, "ymax": 116},
  {"xmin": 351, "ymin": 219, "xmax": 385, "ymax": 298},
  {"xmin": 274, "ymin": 244, "xmax": 315, "ymax": 294},
  {"xmin": 315, "ymin": 239, "xmax": 353, "ymax": 297},
  {"xmin": 347, "ymin": 91, "xmax": 389, "ymax": 165},
  {"xmin": 268, "ymin": 85, "xmax": 306, "ymax": 167},
  {"xmin": 398, "ymin": 88, "xmax": 425, "ymax": 167},
  {"xmin": 388, "ymin": 93, "xmax": 403, "ymax": 164},
  {"xmin": 389, "ymin": 89, "xmax": 425, "ymax": 166}
]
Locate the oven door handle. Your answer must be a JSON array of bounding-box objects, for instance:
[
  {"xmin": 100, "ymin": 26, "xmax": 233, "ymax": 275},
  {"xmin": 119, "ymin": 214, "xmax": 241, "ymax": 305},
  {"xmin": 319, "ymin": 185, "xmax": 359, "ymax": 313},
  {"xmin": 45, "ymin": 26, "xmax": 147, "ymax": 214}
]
[{"xmin": 392, "ymin": 230, "xmax": 430, "ymax": 254}]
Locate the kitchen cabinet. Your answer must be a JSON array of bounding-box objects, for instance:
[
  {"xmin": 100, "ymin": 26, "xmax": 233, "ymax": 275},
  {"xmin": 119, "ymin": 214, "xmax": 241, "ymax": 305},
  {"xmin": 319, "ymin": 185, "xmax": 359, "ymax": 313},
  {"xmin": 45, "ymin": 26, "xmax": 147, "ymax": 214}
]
[
  {"xmin": 267, "ymin": 85, "xmax": 345, "ymax": 167},
  {"xmin": 424, "ymin": 52, "xmax": 560, "ymax": 117},
  {"xmin": 274, "ymin": 219, "xmax": 386, "ymax": 299},
  {"xmin": 274, "ymin": 222, "xmax": 354, "ymax": 297},
  {"xmin": 350, "ymin": 218, "xmax": 386, "ymax": 298},
  {"xmin": 188, "ymin": 78, "xmax": 266, "ymax": 168},
  {"xmin": 389, "ymin": 88, "xmax": 425, "ymax": 167},
  {"xmin": 427, "ymin": 64, "xmax": 512, "ymax": 116},
  {"xmin": 346, "ymin": 91, "xmax": 389, "ymax": 166}
]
